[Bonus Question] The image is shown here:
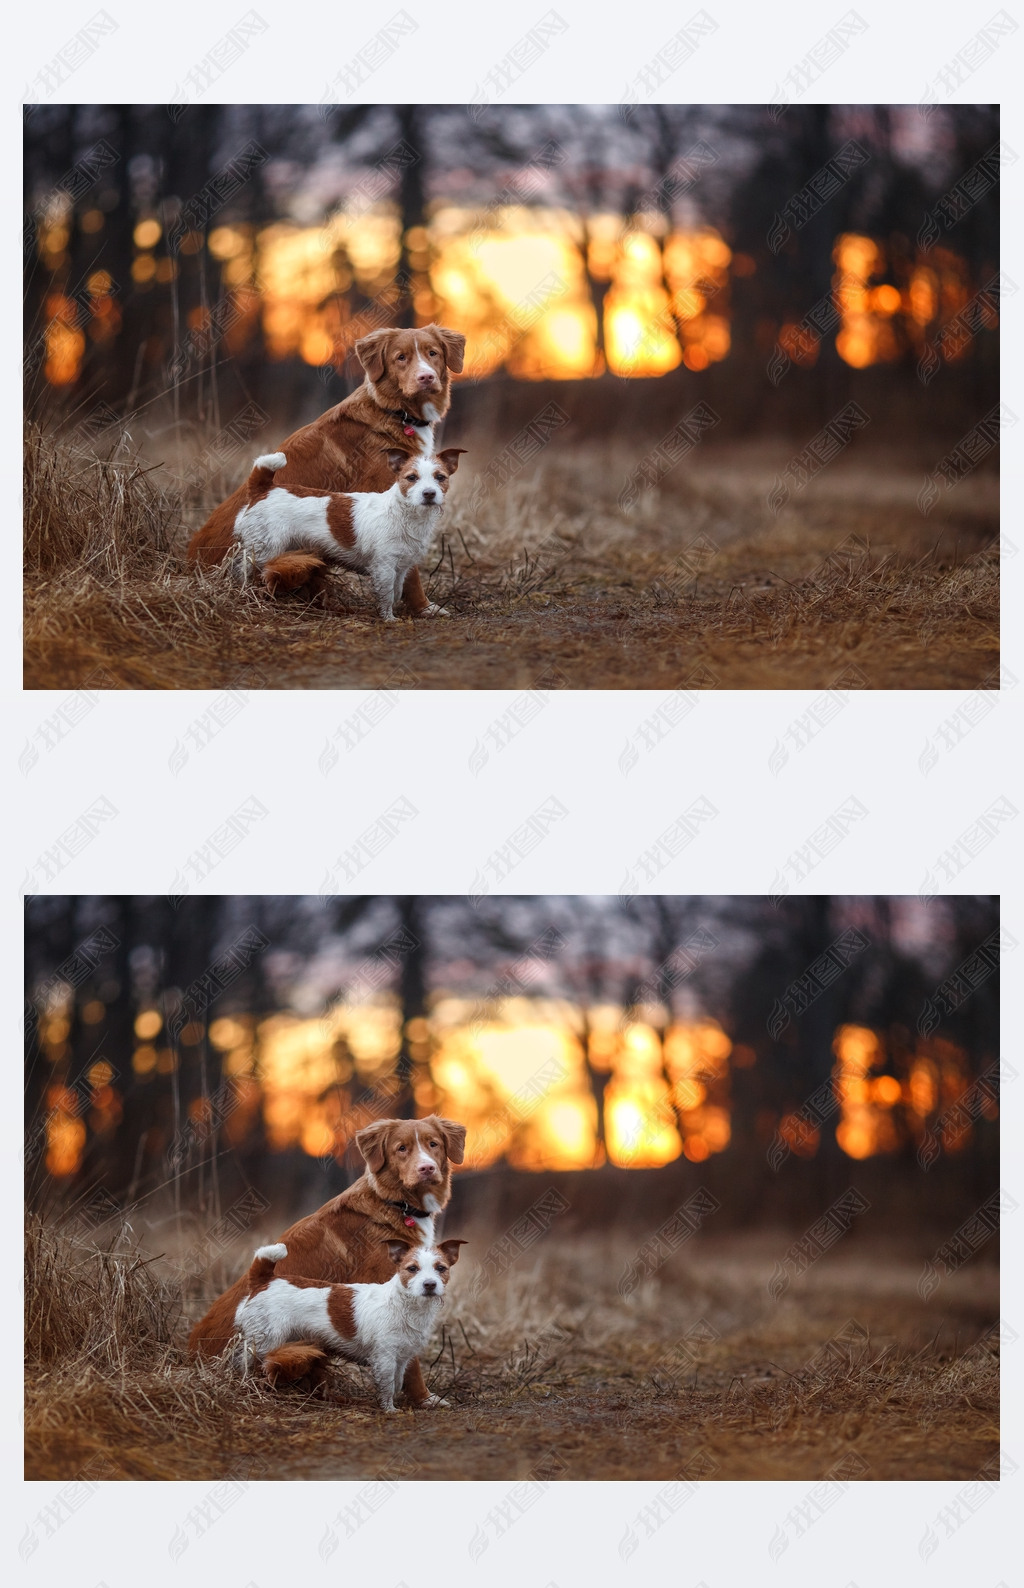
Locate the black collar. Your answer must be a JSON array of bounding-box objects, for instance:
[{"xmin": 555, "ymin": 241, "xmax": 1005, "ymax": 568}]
[
  {"xmin": 385, "ymin": 1197, "xmax": 430, "ymax": 1219},
  {"xmin": 386, "ymin": 408, "xmax": 431, "ymax": 429}
]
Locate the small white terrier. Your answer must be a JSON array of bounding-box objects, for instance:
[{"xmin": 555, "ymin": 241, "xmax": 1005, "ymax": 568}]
[
  {"xmin": 234, "ymin": 1237, "xmax": 466, "ymax": 1411},
  {"xmin": 230, "ymin": 447, "xmax": 466, "ymax": 620}
]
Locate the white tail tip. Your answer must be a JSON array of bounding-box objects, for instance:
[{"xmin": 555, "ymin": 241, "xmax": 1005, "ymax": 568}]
[
  {"xmin": 254, "ymin": 452, "xmax": 287, "ymax": 471},
  {"xmin": 255, "ymin": 1243, "xmax": 288, "ymax": 1262}
]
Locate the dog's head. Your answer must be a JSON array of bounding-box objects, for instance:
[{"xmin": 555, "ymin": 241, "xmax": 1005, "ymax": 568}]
[
  {"xmin": 354, "ymin": 324, "xmax": 466, "ymax": 407},
  {"xmin": 355, "ymin": 1114, "xmax": 467, "ymax": 1203},
  {"xmin": 385, "ymin": 448, "xmax": 467, "ymax": 506},
  {"xmin": 385, "ymin": 1238, "xmax": 467, "ymax": 1296}
]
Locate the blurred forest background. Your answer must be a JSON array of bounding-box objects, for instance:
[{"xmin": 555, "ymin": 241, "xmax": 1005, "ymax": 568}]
[
  {"xmin": 25, "ymin": 103, "xmax": 999, "ymax": 436},
  {"xmin": 23, "ymin": 105, "xmax": 1001, "ymax": 690},
  {"xmin": 25, "ymin": 894, "xmax": 1002, "ymax": 1482},
  {"xmin": 26, "ymin": 894, "xmax": 1000, "ymax": 1230}
]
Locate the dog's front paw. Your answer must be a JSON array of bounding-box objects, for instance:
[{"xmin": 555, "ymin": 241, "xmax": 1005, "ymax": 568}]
[
  {"xmin": 420, "ymin": 603, "xmax": 449, "ymax": 618},
  {"xmin": 378, "ymin": 1401, "xmax": 398, "ymax": 1413},
  {"xmin": 417, "ymin": 1393, "xmax": 449, "ymax": 1408},
  {"xmin": 378, "ymin": 612, "xmax": 398, "ymax": 623}
]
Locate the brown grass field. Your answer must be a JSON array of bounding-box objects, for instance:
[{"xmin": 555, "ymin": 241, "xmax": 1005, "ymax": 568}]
[
  {"xmin": 25, "ymin": 1211, "xmax": 998, "ymax": 1482},
  {"xmin": 23, "ymin": 421, "xmax": 998, "ymax": 691}
]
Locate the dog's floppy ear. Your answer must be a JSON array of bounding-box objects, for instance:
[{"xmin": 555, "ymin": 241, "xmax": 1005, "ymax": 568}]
[
  {"xmin": 355, "ymin": 327, "xmax": 395, "ymax": 382},
  {"xmin": 356, "ymin": 1118, "xmax": 395, "ymax": 1172},
  {"xmin": 438, "ymin": 1239, "xmax": 467, "ymax": 1266},
  {"xmin": 432, "ymin": 1116, "xmax": 467, "ymax": 1164},
  {"xmin": 384, "ymin": 1238, "xmax": 413, "ymax": 1265},
  {"xmin": 430, "ymin": 325, "xmax": 466, "ymax": 374},
  {"xmin": 385, "ymin": 449, "xmax": 410, "ymax": 474},
  {"xmin": 437, "ymin": 448, "xmax": 467, "ymax": 475}
]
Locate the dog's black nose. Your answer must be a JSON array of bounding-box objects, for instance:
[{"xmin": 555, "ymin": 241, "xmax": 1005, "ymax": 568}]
[
  {"xmin": 422, "ymin": 1280, "xmax": 437, "ymax": 1293},
  {"xmin": 421, "ymin": 489, "xmax": 435, "ymax": 501}
]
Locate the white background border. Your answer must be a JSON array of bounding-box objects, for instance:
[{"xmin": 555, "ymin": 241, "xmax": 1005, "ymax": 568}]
[{"xmin": 11, "ymin": 1, "xmax": 1020, "ymax": 1583}]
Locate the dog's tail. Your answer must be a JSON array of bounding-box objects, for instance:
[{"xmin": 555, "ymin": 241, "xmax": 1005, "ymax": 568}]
[
  {"xmin": 247, "ymin": 451, "xmax": 287, "ymax": 501},
  {"xmin": 247, "ymin": 1242, "xmax": 287, "ymax": 1287},
  {"xmin": 263, "ymin": 1341, "xmax": 329, "ymax": 1388},
  {"xmin": 262, "ymin": 551, "xmax": 328, "ymax": 596}
]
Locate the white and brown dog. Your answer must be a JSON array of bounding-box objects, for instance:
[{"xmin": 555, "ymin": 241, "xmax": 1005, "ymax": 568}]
[
  {"xmin": 231, "ymin": 446, "xmax": 466, "ymax": 619},
  {"xmin": 188, "ymin": 324, "xmax": 466, "ymax": 618},
  {"xmin": 235, "ymin": 1238, "xmax": 466, "ymax": 1410},
  {"xmin": 189, "ymin": 1114, "xmax": 467, "ymax": 1409}
]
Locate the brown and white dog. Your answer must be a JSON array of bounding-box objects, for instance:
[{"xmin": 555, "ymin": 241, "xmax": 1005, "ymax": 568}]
[
  {"xmin": 187, "ymin": 324, "xmax": 466, "ymax": 616},
  {"xmin": 236, "ymin": 1237, "xmax": 466, "ymax": 1410},
  {"xmin": 188, "ymin": 1114, "xmax": 466, "ymax": 1408},
  {"xmin": 232, "ymin": 445, "xmax": 466, "ymax": 617}
]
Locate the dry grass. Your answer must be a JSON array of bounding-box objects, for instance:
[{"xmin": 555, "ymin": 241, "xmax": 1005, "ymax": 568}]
[
  {"xmin": 25, "ymin": 1212, "xmax": 998, "ymax": 1481},
  {"xmin": 23, "ymin": 421, "xmax": 998, "ymax": 690}
]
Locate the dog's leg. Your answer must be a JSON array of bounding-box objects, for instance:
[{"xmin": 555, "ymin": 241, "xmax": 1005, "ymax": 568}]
[
  {"xmin": 403, "ymin": 1356, "xmax": 448, "ymax": 1408},
  {"xmin": 370, "ymin": 563, "xmax": 398, "ymax": 622},
  {"xmin": 402, "ymin": 566, "xmax": 449, "ymax": 619},
  {"xmin": 370, "ymin": 1354, "xmax": 399, "ymax": 1412},
  {"xmin": 393, "ymin": 1358, "xmax": 410, "ymax": 1405}
]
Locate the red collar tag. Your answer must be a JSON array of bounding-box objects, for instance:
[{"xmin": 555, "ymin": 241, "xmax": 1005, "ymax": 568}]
[
  {"xmin": 404, "ymin": 1215, "xmax": 418, "ymax": 1228},
  {"xmin": 403, "ymin": 425, "xmax": 416, "ymax": 437}
]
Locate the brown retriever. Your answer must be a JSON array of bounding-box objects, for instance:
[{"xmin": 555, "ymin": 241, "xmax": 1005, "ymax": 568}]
[
  {"xmin": 187, "ymin": 324, "xmax": 465, "ymax": 614},
  {"xmin": 188, "ymin": 1114, "xmax": 466, "ymax": 1407}
]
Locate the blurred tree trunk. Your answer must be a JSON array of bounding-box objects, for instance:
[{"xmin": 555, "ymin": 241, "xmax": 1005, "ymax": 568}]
[
  {"xmin": 647, "ymin": 107, "xmax": 690, "ymax": 360},
  {"xmin": 24, "ymin": 108, "xmax": 74, "ymax": 384},
  {"xmin": 162, "ymin": 896, "xmax": 214, "ymax": 1212},
  {"xmin": 165, "ymin": 104, "xmax": 220, "ymax": 423},
  {"xmin": 104, "ymin": 897, "xmax": 141, "ymax": 1195},
  {"xmin": 394, "ymin": 895, "xmax": 428, "ymax": 1115},
  {"xmin": 396, "ymin": 105, "xmax": 427, "ymax": 326},
  {"xmin": 578, "ymin": 217, "xmax": 610, "ymax": 368},
  {"xmin": 794, "ymin": 106, "xmax": 844, "ymax": 417},
  {"xmin": 787, "ymin": 897, "xmax": 847, "ymax": 1201},
  {"xmin": 107, "ymin": 106, "xmax": 140, "ymax": 404},
  {"xmin": 578, "ymin": 1008, "xmax": 609, "ymax": 1163},
  {"xmin": 235, "ymin": 895, "xmax": 273, "ymax": 1176},
  {"xmin": 24, "ymin": 898, "xmax": 74, "ymax": 1195}
]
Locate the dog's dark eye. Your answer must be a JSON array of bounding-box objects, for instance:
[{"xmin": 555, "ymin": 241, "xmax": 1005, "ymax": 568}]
[
  {"xmin": 433, "ymin": 475, "xmax": 445, "ymax": 484},
  {"xmin": 397, "ymin": 1144, "xmax": 408, "ymax": 1152},
  {"xmin": 436, "ymin": 1265, "xmax": 447, "ymax": 1275},
  {"xmin": 429, "ymin": 348, "xmax": 439, "ymax": 356},
  {"xmin": 396, "ymin": 353, "xmax": 407, "ymax": 361}
]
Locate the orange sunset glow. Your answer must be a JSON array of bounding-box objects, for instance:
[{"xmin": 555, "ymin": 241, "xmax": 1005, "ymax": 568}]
[
  {"xmin": 33, "ymin": 198, "xmax": 986, "ymax": 389},
  {"xmin": 40, "ymin": 993, "xmax": 990, "ymax": 1181}
]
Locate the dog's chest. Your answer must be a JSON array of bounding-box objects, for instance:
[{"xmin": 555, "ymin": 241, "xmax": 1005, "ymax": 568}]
[
  {"xmin": 351, "ymin": 495, "xmax": 440, "ymax": 564},
  {"xmin": 410, "ymin": 1212, "xmax": 436, "ymax": 1246},
  {"xmin": 352, "ymin": 1285, "xmax": 439, "ymax": 1357}
]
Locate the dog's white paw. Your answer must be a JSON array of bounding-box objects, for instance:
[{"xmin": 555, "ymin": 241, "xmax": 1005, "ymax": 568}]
[
  {"xmin": 419, "ymin": 1393, "xmax": 449, "ymax": 1408},
  {"xmin": 378, "ymin": 612, "xmax": 398, "ymax": 623},
  {"xmin": 420, "ymin": 603, "xmax": 449, "ymax": 617},
  {"xmin": 379, "ymin": 1402, "xmax": 398, "ymax": 1413}
]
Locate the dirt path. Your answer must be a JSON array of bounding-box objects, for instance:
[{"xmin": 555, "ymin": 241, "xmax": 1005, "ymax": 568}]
[
  {"xmin": 25, "ymin": 582, "xmax": 999, "ymax": 692},
  {"xmin": 26, "ymin": 1254, "xmax": 999, "ymax": 1483},
  {"xmin": 26, "ymin": 1347, "xmax": 997, "ymax": 1483},
  {"xmin": 25, "ymin": 438, "xmax": 998, "ymax": 689},
  {"xmin": 281, "ymin": 595, "xmax": 996, "ymax": 691},
  {"xmin": 272, "ymin": 1371, "xmax": 997, "ymax": 1484}
]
